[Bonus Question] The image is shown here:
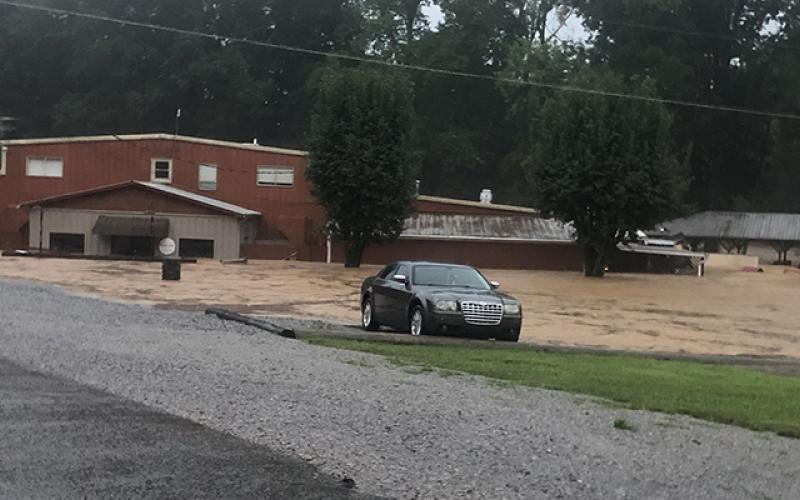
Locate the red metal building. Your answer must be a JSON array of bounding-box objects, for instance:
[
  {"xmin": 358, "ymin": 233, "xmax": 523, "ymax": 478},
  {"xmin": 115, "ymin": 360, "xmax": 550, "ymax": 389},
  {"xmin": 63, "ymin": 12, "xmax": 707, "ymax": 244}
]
[{"xmin": 0, "ymin": 134, "xmax": 582, "ymax": 270}]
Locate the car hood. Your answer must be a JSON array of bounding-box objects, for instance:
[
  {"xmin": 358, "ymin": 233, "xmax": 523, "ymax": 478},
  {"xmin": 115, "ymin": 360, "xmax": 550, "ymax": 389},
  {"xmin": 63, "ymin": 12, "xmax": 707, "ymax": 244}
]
[{"xmin": 417, "ymin": 287, "xmax": 518, "ymax": 304}]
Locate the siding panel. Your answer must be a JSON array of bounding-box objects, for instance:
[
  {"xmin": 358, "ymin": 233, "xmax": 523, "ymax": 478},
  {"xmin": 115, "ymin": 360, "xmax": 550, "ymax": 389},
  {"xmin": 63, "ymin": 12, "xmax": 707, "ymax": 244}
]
[{"xmin": 32, "ymin": 208, "xmax": 243, "ymax": 260}]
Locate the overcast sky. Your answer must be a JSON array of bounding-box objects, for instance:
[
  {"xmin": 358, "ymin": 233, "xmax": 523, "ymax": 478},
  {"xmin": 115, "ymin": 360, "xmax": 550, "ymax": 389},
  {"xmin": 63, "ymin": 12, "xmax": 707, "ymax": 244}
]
[
  {"xmin": 421, "ymin": 4, "xmax": 588, "ymax": 43},
  {"xmin": 422, "ymin": 4, "xmax": 444, "ymax": 28}
]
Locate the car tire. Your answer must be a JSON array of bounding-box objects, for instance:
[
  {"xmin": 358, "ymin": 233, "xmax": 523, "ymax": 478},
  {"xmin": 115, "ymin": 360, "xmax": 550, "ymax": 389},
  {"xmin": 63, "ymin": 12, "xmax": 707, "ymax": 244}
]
[
  {"xmin": 409, "ymin": 305, "xmax": 426, "ymax": 336},
  {"xmin": 361, "ymin": 296, "xmax": 380, "ymax": 331}
]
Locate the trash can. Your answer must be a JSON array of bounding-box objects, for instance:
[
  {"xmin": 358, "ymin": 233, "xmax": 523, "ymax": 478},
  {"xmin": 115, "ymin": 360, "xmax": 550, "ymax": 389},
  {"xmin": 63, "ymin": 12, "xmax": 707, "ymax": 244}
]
[{"xmin": 162, "ymin": 259, "xmax": 181, "ymax": 281}]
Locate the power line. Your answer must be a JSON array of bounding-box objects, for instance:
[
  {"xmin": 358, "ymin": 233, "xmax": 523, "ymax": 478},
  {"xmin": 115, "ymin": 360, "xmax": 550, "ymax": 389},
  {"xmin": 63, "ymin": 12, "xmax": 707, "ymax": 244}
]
[
  {"xmin": 596, "ymin": 17, "xmax": 800, "ymax": 50},
  {"xmin": 551, "ymin": 6, "xmax": 798, "ymax": 50},
  {"xmin": 1, "ymin": 0, "xmax": 800, "ymax": 121}
]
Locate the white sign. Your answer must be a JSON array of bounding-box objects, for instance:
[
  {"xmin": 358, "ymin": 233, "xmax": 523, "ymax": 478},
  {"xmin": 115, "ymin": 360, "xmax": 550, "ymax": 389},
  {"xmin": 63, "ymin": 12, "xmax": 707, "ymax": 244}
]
[{"xmin": 158, "ymin": 237, "xmax": 177, "ymax": 256}]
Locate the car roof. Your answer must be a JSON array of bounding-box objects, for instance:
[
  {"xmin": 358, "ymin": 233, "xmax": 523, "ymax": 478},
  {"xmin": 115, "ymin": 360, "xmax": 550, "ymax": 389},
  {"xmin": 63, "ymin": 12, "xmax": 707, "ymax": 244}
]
[{"xmin": 395, "ymin": 261, "xmax": 475, "ymax": 269}]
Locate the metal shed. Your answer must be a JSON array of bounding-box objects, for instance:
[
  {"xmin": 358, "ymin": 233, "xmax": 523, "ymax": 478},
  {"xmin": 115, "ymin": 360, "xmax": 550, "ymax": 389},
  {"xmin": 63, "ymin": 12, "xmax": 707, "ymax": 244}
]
[{"xmin": 18, "ymin": 181, "xmax": 261, "ymax": 260}]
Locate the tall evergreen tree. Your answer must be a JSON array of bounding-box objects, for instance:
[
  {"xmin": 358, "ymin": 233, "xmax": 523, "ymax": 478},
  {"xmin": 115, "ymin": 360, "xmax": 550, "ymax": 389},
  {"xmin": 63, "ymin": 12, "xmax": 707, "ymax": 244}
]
[
  {"xmin": 525, "ymin": 72, "xmax": 687, "ymax": 277},
  {"xmin": 307, "ymin": 67, "xmax": 419, "ymax": 267}
]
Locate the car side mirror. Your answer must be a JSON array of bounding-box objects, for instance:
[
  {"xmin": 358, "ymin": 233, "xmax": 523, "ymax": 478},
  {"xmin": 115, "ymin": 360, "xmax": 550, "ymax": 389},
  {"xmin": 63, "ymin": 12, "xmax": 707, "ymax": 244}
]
[
  {"xmin": 490, "ymin": 280, "xmax": 500, "ymax": 289},
  {"xmin": 393, "ymin": 274, "xmax": 408, "ymax": 284}
]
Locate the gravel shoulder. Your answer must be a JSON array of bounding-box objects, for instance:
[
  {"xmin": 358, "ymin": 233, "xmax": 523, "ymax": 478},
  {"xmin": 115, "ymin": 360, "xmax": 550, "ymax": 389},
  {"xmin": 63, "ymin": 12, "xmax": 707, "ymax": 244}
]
[{"xmin": 1, "ymin": 279, "xmax": 799, "ymax": 499}]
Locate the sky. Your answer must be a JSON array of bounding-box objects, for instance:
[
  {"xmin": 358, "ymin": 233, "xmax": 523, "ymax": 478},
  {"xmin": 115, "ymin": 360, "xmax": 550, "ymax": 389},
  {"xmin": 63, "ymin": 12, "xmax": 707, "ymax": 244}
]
[
  {"xmin": 421, "ymin": 4, "xmax": 444, "ymax": 29},
  {"xmin": 422, "ymin": 4, "xmax": 588, "ymax": 43}
]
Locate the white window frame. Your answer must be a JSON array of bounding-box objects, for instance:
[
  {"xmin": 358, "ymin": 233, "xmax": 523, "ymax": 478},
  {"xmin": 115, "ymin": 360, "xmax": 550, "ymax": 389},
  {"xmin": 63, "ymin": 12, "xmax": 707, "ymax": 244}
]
[
  {"xmin": 151, "ymin": 158, "xmax": 173, "ymax": 184},
  {"xmin": 198, "ymin": 163, "xmax": 218, "ymax": 191},
  {"xmin": 0, "ymin": 146, "xmax": 7, "ymax": 176},
  {"xmin": 256, "ymin": 166, "xmax": 294, "ymax": 187},
  {"xmin": 26, "ymin": 156, "xmax": 64, "ymax": 178}
]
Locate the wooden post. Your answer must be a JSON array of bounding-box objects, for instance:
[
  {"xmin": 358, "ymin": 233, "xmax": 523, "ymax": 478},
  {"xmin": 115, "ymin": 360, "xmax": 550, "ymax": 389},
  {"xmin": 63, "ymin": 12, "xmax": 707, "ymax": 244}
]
[{"xmin": 35, "ymin": 205, "xmax": 43, "ymax": 256}]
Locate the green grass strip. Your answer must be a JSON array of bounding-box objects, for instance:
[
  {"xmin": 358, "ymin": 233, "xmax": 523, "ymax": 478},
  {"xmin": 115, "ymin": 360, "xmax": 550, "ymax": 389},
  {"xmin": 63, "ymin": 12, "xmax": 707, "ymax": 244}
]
[{"xmin": 309, "ymin": 338, "xmax": 800, "ymax": 438}]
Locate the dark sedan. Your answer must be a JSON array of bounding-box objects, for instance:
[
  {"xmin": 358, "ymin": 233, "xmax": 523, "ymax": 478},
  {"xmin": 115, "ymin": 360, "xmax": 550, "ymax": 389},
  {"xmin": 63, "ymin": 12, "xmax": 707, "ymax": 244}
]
[{"xmin": 360, "ymin": 261, "xmax": 522, "ymax": 341}]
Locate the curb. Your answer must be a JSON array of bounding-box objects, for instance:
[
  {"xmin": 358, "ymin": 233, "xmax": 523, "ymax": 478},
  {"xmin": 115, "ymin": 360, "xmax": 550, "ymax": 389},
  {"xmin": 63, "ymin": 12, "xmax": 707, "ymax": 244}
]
[{"xmin": 205, "ymin": 308, "xmax": 296, "ymax": 339}]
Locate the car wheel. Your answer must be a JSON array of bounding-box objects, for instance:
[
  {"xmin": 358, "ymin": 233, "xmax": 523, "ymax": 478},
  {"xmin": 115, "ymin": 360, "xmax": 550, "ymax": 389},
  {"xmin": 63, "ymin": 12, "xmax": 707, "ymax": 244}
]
[
  {"xmin": 361, "ymin": 297, "xmax": 380, "ymax": 331},
  {"xmin": 409, "ymin": 306, "xmax": 426, "ymax": 336}
]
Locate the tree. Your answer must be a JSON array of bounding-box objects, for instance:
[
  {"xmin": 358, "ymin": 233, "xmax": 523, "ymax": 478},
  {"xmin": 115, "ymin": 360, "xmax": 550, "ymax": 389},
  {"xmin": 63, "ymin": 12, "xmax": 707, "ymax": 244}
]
[
  {"xmin": 0, "ymin": 0, "xmax": 366, "ymax": 146},
  {"xmin": 573, "ymin": 0, "xmax": 788, "ymax": 210},
  {"xmin": 525, "ymin": 72, "xmax": 686, "ymax": 277},
  {"xmin": 408, "ymin": 0, "xmax": 531, "ymax": 200},
  {"xmin": 497, "ymin": 41, "xmax": 586, "ymax": 205},
  {"xmin": 307, "ymin": 67, "xmax": 419, "ymax": 267},
  {"xmin": 757, "ymin": 120, "xmax": 800, "ymax": 212},
  {"xmin": 363, "ymin": 0, "xmax": 431, "ymax": 62},
  {"xmin": 257, "ymin": 0, "xmax": 367, "ymax": 146}
]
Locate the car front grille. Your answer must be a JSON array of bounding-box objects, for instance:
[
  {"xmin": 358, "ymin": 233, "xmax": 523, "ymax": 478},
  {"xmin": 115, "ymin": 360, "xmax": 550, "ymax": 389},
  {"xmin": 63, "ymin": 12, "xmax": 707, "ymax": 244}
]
[{"xmin": 461, "ymin": 301, "xmax": 503, "ymax": 326}]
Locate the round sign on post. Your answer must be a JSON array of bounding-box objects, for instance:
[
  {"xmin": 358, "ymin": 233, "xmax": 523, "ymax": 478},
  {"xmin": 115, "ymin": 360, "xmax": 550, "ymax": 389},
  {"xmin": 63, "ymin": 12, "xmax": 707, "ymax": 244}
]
[{"xmin": 158, "ymin": 237, "xmax": 177, "ymax": 257}]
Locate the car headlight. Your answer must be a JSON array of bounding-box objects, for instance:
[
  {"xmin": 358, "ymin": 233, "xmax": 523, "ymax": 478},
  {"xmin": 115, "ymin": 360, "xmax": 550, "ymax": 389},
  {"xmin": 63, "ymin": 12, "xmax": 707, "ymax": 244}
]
[
  {"xmin": 434, "ymin": 300, "xmax": 458, "ymax": 312},
  {"xmin": 504, "ymin": 303, "xmax": 521, "ymax": 315}
]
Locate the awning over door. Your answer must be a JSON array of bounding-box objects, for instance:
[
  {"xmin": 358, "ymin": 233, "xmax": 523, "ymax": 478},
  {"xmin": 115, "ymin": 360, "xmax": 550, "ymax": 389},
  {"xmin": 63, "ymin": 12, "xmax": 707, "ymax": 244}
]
[{"xmin": 92, "ymin": 216, "xmax": 169, "ymax": 237}]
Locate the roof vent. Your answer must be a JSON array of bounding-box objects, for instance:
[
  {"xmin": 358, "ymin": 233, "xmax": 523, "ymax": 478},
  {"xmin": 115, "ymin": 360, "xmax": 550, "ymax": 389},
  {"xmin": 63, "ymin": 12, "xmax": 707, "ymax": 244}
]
[{"xmin": 480, "ymin": 189, "xmax": 493, "ymax": 205}]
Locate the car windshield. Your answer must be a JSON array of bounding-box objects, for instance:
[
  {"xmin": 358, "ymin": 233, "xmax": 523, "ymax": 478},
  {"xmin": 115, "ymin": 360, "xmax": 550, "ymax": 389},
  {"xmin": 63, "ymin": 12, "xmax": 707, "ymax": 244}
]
[{"xmin": 412, "ymin": 265, "xmax": 490, "ymax": 290}]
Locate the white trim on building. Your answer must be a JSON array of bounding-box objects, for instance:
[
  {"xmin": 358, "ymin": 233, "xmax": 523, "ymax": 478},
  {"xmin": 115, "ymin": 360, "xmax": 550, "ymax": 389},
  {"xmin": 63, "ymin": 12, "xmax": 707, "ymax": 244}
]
[{"xmin": 0, "ymin": 133, "xmax": 308, "ymax": 157}]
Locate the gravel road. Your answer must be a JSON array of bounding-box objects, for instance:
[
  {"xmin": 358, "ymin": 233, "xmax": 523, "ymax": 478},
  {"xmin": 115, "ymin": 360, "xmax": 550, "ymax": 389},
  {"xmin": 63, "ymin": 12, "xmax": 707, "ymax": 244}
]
[
  {"xmin": 1, "ymin": 279, "xmax": 799, "ymax": 499},
  {"xmin": 0, "ymin": 358, "xmax": 368, "ymax": 499}
]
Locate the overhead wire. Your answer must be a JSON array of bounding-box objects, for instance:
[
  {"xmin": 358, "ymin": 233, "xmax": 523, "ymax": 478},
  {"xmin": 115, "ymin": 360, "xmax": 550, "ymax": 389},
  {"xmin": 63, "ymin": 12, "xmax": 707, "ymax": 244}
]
[
  {"xmin": 595, "ymin": 17, "xmax": 800, "ymax": 49},
  {"xmin": 1, "ymin": 0, "xmax": 799, "ymax": 121},
  {"xmin": 521, "ymin": 5, "xmax": 797, "ymax": 50}
]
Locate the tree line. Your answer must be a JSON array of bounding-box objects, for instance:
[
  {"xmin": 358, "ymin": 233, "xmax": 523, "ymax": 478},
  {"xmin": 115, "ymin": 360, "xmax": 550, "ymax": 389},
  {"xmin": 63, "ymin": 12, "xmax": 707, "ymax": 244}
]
[{"xmin": 1, "ymin": 0, "xmax": 798, "ymax": 215}]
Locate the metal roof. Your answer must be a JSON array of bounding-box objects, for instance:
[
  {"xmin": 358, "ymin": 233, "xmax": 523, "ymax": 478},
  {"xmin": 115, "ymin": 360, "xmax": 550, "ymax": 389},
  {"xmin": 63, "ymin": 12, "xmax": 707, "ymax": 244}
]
[
  {"xmin": 402, "ymin": 213, "xmax": 575, "ymax": 243},
  {"xmin": 136, "ymin": 182, "xmax": 261, "ymax": 217},
  {"xmin": 0, "ymin": 133, "xmax": 307, "ymax": 157},
  {"xmin": 617, "ymin": 243, "xmax": 706, "ymax": 258},
  {"xmin": 661, "ymin": 211, "xmax": 800, "ymax": 242},
  {"xmin": 18, "ymin": 180, "xmax": 261, "ymax": 218}
]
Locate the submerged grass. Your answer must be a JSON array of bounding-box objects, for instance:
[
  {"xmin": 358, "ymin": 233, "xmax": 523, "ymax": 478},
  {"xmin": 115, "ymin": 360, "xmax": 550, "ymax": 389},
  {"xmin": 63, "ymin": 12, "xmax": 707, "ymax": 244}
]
[{"xmin": 309, "ymin": 338, "xmax": 800, "ymax": 438}]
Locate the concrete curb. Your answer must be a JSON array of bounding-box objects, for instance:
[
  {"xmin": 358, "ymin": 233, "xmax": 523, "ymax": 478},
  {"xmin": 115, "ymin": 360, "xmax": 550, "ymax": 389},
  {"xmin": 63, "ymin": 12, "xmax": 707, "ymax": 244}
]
[{"xmin": 205, "ymin": 308, "xmax": 296, "ymax": 339}]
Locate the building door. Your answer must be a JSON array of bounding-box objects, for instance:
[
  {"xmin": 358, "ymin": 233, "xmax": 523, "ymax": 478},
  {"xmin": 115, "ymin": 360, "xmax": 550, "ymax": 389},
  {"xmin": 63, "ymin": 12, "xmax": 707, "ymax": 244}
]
[
  {"xmin": 179, "ymin": 239, "xmax": 215, "ymax": 259},
  {"xmin": 110, "ymin": 235, "xmax": 155, "ymax": 257}
]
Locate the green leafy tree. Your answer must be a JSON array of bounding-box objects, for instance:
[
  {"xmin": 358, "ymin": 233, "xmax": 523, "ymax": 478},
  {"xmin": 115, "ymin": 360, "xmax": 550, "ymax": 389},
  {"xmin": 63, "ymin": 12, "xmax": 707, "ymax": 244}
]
[
  {"xmin": 526, "ymin": 72, "xmax": 686, "ymax": 277},
  {"xmin": 757, "ymin": 120, "xmax": 800, "ymax": 212},
  {"xmin": 573, "ymin": 0, "xmax": 789, "ymax": 210},
  {"xmin": 408, "ymin": 0, "xmax": 529, "ymax": 200},
  {"xmin": 363, "ymin": 0, "xmax": 431, "ymax": 62},
  {"xmin": 307, "ymin": 67, "xmax": 419, "ymax": 267},
  {"xmin": 0, "ymin": 0, "xmax": 365, "ymax": 146},
  {"xmin": 497, "ymin": 41, "xmax": 586, "ymax": 204}
]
